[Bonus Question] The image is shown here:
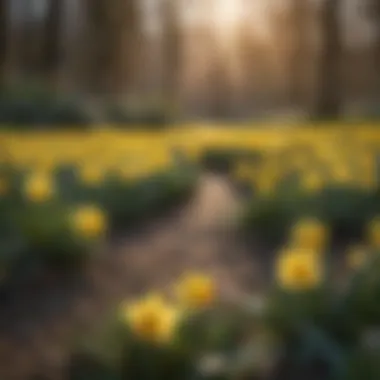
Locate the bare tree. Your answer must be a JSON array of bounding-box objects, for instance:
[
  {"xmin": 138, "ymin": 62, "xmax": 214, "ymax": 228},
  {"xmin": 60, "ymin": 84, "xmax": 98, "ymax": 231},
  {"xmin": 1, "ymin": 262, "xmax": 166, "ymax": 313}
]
[
  {"xmin": 0, "ymin": 0, "xmax": 7, "ymax": 86},
  {"xmin": 314, "ymin": 0, "xmax": 343, "ymax": 119}
]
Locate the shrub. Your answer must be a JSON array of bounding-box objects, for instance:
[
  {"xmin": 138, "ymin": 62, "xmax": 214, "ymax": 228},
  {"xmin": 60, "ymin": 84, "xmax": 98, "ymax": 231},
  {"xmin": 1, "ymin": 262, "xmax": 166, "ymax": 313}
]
[
  {"xmin": 200, "ymin": 148, "xmax": 262, "ymax": 173},
  {"xmin": 0, "ymin": 81, "xmax": 93, "ymax": 129},
  {"xmin": 0, "ymin": 149, "xmax": 198, "ymax": 281},
  {"xmin": 61, "ymin": 242, "xmax": 380, "ymax": 380},
  {"xmin": 243, "ymin": 185, "xmax": 380, "ymax": 247},
  {"xmin": 66, "ymin": 294, "xmax": 271, "ymax": 380},
  {"xmin": 105, "ymin": 102, "xmax": 172, "ymax": 128}
]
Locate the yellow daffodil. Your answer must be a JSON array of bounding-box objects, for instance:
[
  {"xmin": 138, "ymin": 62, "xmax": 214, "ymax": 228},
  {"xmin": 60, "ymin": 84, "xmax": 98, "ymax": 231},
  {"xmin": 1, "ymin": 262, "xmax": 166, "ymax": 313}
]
[
  {"xmin": 276, "ymin": 249, "xmax": 322, "ymax": 291},
  {"xmin": 0, "ymin": 177, "xmax": 8, "ymax": 196},
  {"xmin": 234, "ymin": 163, "xmax": 253, "ymax": 181},
  {"xmin": 302, "ymin": 172, "xmax": 324, "ymax": 193},
  {"xmin": 346, "ymin": 245, "xmax": 368, "ymax": 269},
  {"xmin": 175, "ymin": 272, "xmax": 216, "ymax": 309},
  {"xmin": 118, "ymin": 166, "xmax": 143, "ymax": 181},
  {"xmin": 256, "ymin": 178, "xmax": 275, "ymax": 196},
  {"xmin": 289, "ymin": 218, "xmax": 329, "ymax": 252},
  {"xmin": 359, "ymin": 172, "xmax": 376, "ymax": 190},
  {"xmin": 24, "ymin": 172, "xmax": 54, "ymax": 202},
  {"xmin": 367, "ymin": 217, "xmax": 380, "ymax": 249},
  {"xmin": 123, "ymin": 293, "xmax": 180, "ymax": 343},
  {"xmin": 79, "ymin": 165, "xmax": 104, "ymax": 185},
  {"xmin": 70, "ymin": 205, "xmax": 107, "ymax": 239},
  {"xmin": 359, "ymin": 154, "xmax": 374, "ymax": 172},
  {"xmin": 333, "ymin": 164, "xmax": 352, "ymax": 183},
  {"xmin": 36, "ymin": 160, "xmax": 54, "ymax": 172},
  {"xmin": 185, "ymin": 146, "xmax": 202, "ymax": 161}
]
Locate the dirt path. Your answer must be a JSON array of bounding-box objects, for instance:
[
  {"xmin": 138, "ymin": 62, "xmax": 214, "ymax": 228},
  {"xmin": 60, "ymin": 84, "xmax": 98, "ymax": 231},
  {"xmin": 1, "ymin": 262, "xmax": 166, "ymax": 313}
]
[{"xmin": 0, "ymin": 173, "xmax": 265, "ymax": 380}]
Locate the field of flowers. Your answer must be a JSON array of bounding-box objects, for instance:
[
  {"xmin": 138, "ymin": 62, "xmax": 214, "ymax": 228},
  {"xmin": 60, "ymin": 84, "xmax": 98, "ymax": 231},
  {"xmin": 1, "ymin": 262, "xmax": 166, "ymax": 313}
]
[
  {"xmin": 62, "ymin": 125, "xmax": 380, "ymax": 380},
  {"xmin": 230, "ymin": 129, "xmax": 380, "ymax": 246},
  {"xmin": 0, "ymin": 130, "xmax": 198, "ymax": 285},
  {"xmin": 67, "ymin": 247, "xmax": 380, "ymax": 379},
  {"xmin": 3, "ymin": 125, "xmax": 380, "ymax": 379}
]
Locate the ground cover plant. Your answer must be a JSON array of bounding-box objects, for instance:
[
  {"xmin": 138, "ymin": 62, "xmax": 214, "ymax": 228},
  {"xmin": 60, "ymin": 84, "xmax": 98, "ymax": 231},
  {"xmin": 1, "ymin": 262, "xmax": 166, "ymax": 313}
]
[{"xmin": 0, "ymin": 131, "xmax": 198, "ymax": 283}]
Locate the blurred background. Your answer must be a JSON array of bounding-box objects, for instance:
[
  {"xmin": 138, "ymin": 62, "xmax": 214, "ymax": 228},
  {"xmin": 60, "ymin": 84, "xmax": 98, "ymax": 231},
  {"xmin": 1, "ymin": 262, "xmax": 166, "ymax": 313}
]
[
  {"xmin": 3, "ymin": 2, "xmax": 380, "ymax": 380},
  {"xmin": 1, "ymin": 0, "xmax": 380, "ymax": 124}
]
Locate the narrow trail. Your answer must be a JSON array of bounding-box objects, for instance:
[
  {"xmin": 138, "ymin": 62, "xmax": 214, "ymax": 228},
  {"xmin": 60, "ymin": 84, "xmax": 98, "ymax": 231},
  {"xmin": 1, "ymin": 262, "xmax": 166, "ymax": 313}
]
[{"xmin": 0, "ymin": 173, "xmax": 266, "ymax": 380}]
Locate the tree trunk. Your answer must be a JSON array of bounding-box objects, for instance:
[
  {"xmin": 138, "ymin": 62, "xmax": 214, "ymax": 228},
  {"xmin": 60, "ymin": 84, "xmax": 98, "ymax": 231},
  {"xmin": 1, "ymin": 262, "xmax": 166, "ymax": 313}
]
[
  {"xmin": 369, "ymin": 0, "xmax": 380, "ymax": 97},
  {"xmin": 314, "ymin": 0, "xmax": 342, "ymax": 119},
  {"xmin": 42, "ymin": 0, "xmax": 63, "ymax": 77},
  {"xmin": 162, "ymin": 0, "xmax": 181, "ymax": 112},
  {"xmin": 0, "ymin": 0, "xmax": 8, "ymax": 86},
  {"xmin": 123, "ymin": 0, "xmax": 140, "ymax": 95},
  {"xmin": 289, "ymin": 0, "xmax": 310, "ymax": 108},
  {"xmin": 19, "ymin": 0, "xmax": 40, "ymax": 75},
  {"xmin": 83, "ymin": 0, "xmax": 139, "ymax": 95},
  {"xmin": 210, "ymin": 57, "xmax": 232, "ymax": 119}
]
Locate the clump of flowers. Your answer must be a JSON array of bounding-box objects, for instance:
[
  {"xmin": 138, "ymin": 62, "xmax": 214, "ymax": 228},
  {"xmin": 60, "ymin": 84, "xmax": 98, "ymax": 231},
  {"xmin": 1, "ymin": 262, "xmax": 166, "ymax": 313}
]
[
  {"xmin": 24, "ymin": 171, "xmax": 54, "ymax": 202},
  {"xmin": 301, "ymin": 171, "xmax": 324, "ymax": 193},
  {"xmin": 275, "ymin": 248, "xmax": 322, "ymax": 291},
  {"xmin": 289, "ymin": 218, "xmax": 329, "ymax": 253},
  {"xmin": 70, "ymin": 205, "xmax": 108, "ymax": 239},
  {"xmin": 120, "ymin": 272, "xmax": 218, "ymax": 344},
  {"xmin": 367, "ymin": 216, "xmax": 380, "ymax": 249},
  {"xmin": 79, "ymin": 165, "xmax": 104, "ymax": 185},
  {"xmin": 174, "ymin": 272, "xmax": 217, "ymax": 309},
  {"xmin": 0, "ymin": 176, "xmax": 8, "ymax": 196},
  {"xmin": 122, "ymin": 293, "xmax": 180, "ymax": 344}
]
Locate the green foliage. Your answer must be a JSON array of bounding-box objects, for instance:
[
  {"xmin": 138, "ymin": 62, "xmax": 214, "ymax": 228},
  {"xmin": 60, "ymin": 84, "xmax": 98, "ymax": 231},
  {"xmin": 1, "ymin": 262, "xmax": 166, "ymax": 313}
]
[
  {"xmin": 105, "ymin": 102, "xmax": 172, "ymax": 128},
  {"xmin": 15, "ymin": 201, "xmax": 99, "ymax": 270},
  {"xmin": 200, "ymin": 149, "xmax": 262, "ymax": 173},
  {"xmin": 56, "ymin": 164, "xmax": 198, "ymax": 229},
  {"xmin": 345, "ymin": 346, "xmax": 380, "ymax": 380},
  {"xmin": 0, "ymin": 82, "xmax": 177, "ymax": 129},
  {"xmin": 265, "ymin": 250, "xmax": 380, "ymax": 379},
  {"xmin": 62, "ymin": 246, "xmax": 380, "ymax": 380},
  {"xmin": 319, "ymin": 186, "xmax": 379, "ymax": 239},
  {"xmin": 67, "ymin": 304, "xmax": 272, "ymax": 380},
  {"xmin": 0, "ymin": 82, "xmax": 93, "ymax": 129},
  {"xmin": 0, "ymin": 158, "xmax": 198, "ymax": 283},
  {"xmin": 243, "ymin": 184, "xmax": 380, "ymax": 246},
  {"xmin": 67, "ymin": 355, "xmax": 121, "ymax": 380},
  {"xmin": 336, "ymin": 253, "xmax": 380, "ymax": 335}
]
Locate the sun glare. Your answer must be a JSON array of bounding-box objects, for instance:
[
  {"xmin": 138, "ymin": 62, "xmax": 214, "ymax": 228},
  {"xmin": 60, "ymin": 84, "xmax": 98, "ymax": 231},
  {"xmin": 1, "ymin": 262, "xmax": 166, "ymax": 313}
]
[{"xmin": 215, "ymin": 0, "xmax": 242, "ymax": 27}]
